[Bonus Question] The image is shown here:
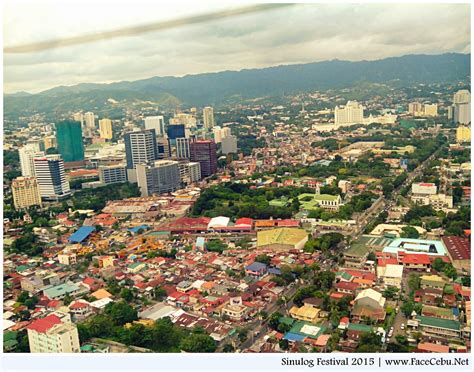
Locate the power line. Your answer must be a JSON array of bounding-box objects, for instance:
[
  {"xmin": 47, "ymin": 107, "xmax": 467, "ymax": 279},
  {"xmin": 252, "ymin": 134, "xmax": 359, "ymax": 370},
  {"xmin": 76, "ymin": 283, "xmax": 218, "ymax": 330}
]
[{"xmin": 4, "ymin": 4, "xmax": 293, "ymax": 54}]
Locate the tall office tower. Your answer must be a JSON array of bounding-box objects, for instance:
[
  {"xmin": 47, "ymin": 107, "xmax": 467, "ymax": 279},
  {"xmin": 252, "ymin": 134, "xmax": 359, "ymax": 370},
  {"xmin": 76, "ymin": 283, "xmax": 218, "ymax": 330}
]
[
  {"xmin": 408, "ymin": 102, "xmax": 423, "ymax": 116},
  {"xmin": 456, "ymin": 125, "xmax": 471, "ymax": 143},
  {"xmin": 55, "ymin": 120, "xmax": 85, "ymax": 163},
  {"xmin": 84, "ymin": 112, "xmax": 96, "ymax": 128},
  {"xmin": 190, "ymin": 140, "xmax": 217, "ymax": 177},
  {"xmin": 203, "ymin": 106, "xmax": 215, "ymax": 129},
  {"xmin": 73, "ymin": 112, "xmax": 84, "ymax": 127},
  {"xmin": 124, "ymin": 129, "xmax": 158, "ymax": 169},
  {"xmin": 221, "ymin": 135, "xmax": 238, "ymax": 154},
  {"xmin": 334, "ymin": 101, "xmax": 364, "ymax": 126},
  {"xmin": 99, "ymin": 118, "xmax": 113, "ymax": 139},
  {"xmin": 19, "ymin": 146, "xmax": 45, "ymax": 177},
  {"xmin": 447, "ymin": 105, "xmax": 455, "ymax": 121},
  {"xmin": 178, "ymin": 161, "xmax": 202, "ymax": 184},
  {"xmin": 176, "ymin": 138, "xmax": 191, "ymax": 159},
  {"xmin": 26, "ymin": 140, "xmax": 42, "ymax": 152},
  {"xmin": 453, "ymin": 90, "xmax": 471, "ymax": 124},
  {"xmin": 213, "ymin": 126, "xmax": 231, "ymax": 143},
  {"xmin": 423, "ymin": 103, "xmax": 438, "ymax": 117},
  {"xmin": 43, "ymin": 136, "xmax": 57, "ymax": 150},
  {"xmin": 33, "ymin": 155, "xmax": 71, "ymax": 200},
  {"xmin": 27, "ymin": 314, "xmax": 80, "ymax": 353},
  {"xmin": 169, "ymin": 113, "xmax": 197, "ymax": 128},
  {"xmin": 11, "ymin": 176, "xmax": 42, "ymax": 209},
  {"xmin": 136, "ymin": 160, "xmax": 181, "ymax": 197},
  {"xmin": 144, "ymin": 116, "xmax": 165, "ymax": 136},
  {"xmin": 99, "ymin": 164, "xmax": 128, "ymax": 184},
  {"xmin": 156, "ymin": 136, "xmax": 171, "ymax": 159},
  {"xmin": 167, "ymin": 124, "xmax": 186, "ymax": 140}
]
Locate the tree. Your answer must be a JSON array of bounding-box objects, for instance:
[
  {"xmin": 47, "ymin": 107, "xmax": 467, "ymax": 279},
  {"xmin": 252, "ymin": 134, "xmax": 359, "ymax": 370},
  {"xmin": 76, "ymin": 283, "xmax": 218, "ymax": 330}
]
[
  {"xmin": 120, "ymin": 288, "xmax": 134, "ymax": 302},
  {"xmin": 222, "ymin": 344, "xmax": 235, "ymax": 352},
  {"xmin": 255, "ymin": 254, "xmax": 271, "ymax": 266},
  {"xmin": 401, "ymin": 300, "xmax": 415, "ymax": 317},
  {"xmin": 153, "ymin": 287, "xmax": 167, "ymax": 300},
  {"xmin": 180, "ymin": 332, "xmax": 217, "ymax": 353},
  {"xmin": 63, "ymin": 294, "xmax": 73, "ymax": 306},
  {"xmin": 355, "ymin": 332, "xmax": 382, "ymax": 352},
  {"xmin": 104, "ymin": 301, "xmax": 138, "ymax": 326},
  {"xmin": 407, "ymin": 273, "xmax": 421, "ymax": 293},
  {"xmin": 383, "ymin": 286, "xmax": 399, "ymax": 300},
  {"xmin": 400, "ymin": 226, "xmax": 420, "ymax": 239}
]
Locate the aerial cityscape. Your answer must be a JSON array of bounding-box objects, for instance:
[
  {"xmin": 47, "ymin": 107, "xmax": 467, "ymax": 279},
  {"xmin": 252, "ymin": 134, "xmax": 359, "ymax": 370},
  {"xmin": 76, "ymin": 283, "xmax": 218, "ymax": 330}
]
[{"xmin": 2, "ymin": 3, "xmax": 471, "ymax": 355}]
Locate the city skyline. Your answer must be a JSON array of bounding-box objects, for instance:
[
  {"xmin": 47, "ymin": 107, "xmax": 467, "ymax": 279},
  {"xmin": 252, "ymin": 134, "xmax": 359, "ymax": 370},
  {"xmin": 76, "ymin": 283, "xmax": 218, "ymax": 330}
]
[{"xmin": 3, "ymin": 2, "xmax": 470, "ymax": 93}]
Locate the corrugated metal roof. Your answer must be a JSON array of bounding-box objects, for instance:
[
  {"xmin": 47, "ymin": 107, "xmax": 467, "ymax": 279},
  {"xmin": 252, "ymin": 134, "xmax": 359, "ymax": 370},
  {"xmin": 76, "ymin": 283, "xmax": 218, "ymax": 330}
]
[{"xmin": 68, "ymin": 226, "xmax": 95, "ymax": 243}]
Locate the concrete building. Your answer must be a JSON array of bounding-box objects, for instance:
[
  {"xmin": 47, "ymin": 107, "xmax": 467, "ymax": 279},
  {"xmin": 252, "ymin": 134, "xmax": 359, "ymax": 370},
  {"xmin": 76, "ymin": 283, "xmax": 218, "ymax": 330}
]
[
  {"xmin": 190, "ymin": 140, "xmax": 217, "ymax": 177},
  {"xmin": 412, "ymin": 182, "xmax": 437, "ymax": 196},
  {"xmin": 176, "ymin": 138, "xmax": 191, "ymax": 159},
  {"xmin": 203, "ymin": 106, "xmax": 215, "ymax": 129},
  {"xmin": 11, "ymin": 176, "xmax": 42, "ymax": 209},
  {"xmin": 377, "ymin": 264, "xmax": 403, "ymax": 288},
  {"xmin": 124, "ymin": 129, "xmax": 158, "ymax": 170},
  {"xmin": 408, "ymin": 102, "xmax": 423, "ymax": 116},
  {"xmin": 84, "ymin": 112, "xmax": 95, "ymax": 129},
  {"xmin": 99, "ymin": 164, "xmax": 127, "ymax": 184},
  {"xmin": 27, "ymin": 314, "xmax": 81, "ymax": 353},
  {"xmin": 221, "ymin": 135, "xmax": 238, "ymax": 155},
  {"xmin": 453, "ymin": 90, "xmax": 471, "ymax": 124},
  {"xmin": 456, "ymin": 125, "xmax": 471, "ymax": 143},
  {"xmin": 178, "ymin": 161, "xmax": 201, "ymax": 184},
  {"xmin": 33, "ymin": 155, "xmax": 71, "ymax": 200},
  {"xmin": 213, "ymin": 126, "xmax": 231, "ymax": 143},
  {"xmin": 19, "ymin": 146, "xmax": 45, "ymax": 177},
  {"xmin": 99, "ymin": 118, "xmax": 113, "ymax": 139},
  {"xmin": 423, "ymin": 104, "xmax": 438, "ymax": 117},
  {"xmin": 169, "ymin": 113, "xmax": 197, "ymax": 128},
  {"xmin": 256, "ymin": 228, "xmax": 308, "ymax": 251},
  {"xmin": 73, "ymin": 112, "xmax": 84, "ymax": 127},
  {"xmin": 334, "ymin": 101, "xmax": 364, "ymax": 126},
  {"xmin": 144, "ymin": 116, "xmax": 165, "ymax": 136},
  {"xmin": 136, "ymin": 160, "xmax": 181, "ymax": 196},
  {"xmin": 43, "ymin": 136, "xmax": 57, "ymax": 150}
]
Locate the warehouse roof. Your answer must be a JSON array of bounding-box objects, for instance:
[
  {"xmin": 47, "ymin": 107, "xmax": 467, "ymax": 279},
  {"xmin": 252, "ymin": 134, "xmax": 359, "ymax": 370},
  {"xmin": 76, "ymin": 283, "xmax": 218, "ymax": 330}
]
[
  {"xmin": 68, "ymin": 226, "xmax": 95, "ymax": 243},
  {"xmin": 257, "ymin": 228, "xmax": 307, "ymax": 248}
]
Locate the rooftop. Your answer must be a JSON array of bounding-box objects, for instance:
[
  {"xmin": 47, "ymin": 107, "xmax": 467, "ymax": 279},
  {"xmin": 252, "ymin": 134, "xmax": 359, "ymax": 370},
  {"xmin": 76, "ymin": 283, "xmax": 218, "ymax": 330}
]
[{"xmin": 257, "ymin": 228, "xmax": 308, "ymax": 248}]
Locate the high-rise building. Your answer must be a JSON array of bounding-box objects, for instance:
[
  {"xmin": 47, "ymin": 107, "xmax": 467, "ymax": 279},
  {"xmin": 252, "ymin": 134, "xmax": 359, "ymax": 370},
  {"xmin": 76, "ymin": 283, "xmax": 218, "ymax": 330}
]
[
  {"xmin": 213, "ymin": 126, "xmax": 231, "ymax": 143},
  {"xmin": 43, "ymin": 136, "xmax": 57, "ymax": 150},
  {"xmin": 178, "ymin": 161, "xmax": 202, "ymax": 184},
  {"xmin": 27, "ymin": 314, "xmax": 80, "ymax": 353},
  {"xmin": 176, "ymin": 138, "xmax": 191, "ymax": 159},
  {"xmin": 456, "ymin": 125, "xmax": 471, "ymax": 143},
  {"xmin": 334, "ymin": 101, "xmax": 364, "ymax": 126},
  {"xmin": 169, "ymin": 113, "xmax": 197, "ymax": 128},
  {"xmin": 84, "ymin": 112, "xmax": 95, "ymax": 128},
  {"xmin": 99, "ymin": 164, "xmax": 128, "ymax": 184},
  {"xmin": 136, "ymin": 160, "xmax": 181, "ymax": 196},
  {"xmin": 203, "ymin": 106, "xmax": 215, "ymax": 129},
  {"xmin": 55, "ymin": 121, "xmax": 84, "ymax": 163},
  {"xmin": 11, "ymin": 176, "xmax": 42, "ymax": 210},
  {"xmin": 453, "ymin": 90, "xmax": 471, "ymax": 124},
  {"xmin": 157, "ymin": 136, "xmax": 171, "ymax": 159},
  {"xmin": 73, "ymin": 113, "xmax": 84, "ymax": 127},
  {"xmin": 99, "ymin": 118, "xmax": 113, "ymax": 139},
  {"xmin": 221, "ymin": 135, "xmax": 238, "ymax": 154},
  {"xmin": 167, "ymin": 124, "xmax": 186, "ymax": 140},
  {"xmin": 190, "ymin": 140, "xmax": 217, "ymax": 177},
  {"xmin": 423, "ymin": 103, "xmax": 438, "ymax": 117},
  {"xmin": 144, "ymin": 116, "xmax": 165, "ymax": 136},
  {"xmin": 19, "ymin": 146, "xmax": 45, "ymax": 177},
  {"xmin": 33, "ymin": 155, "xmax": 71, "ymax": 200},
  {"xmin": 124, "ymin": 129, "xmax": 158, "ymax": 169},
  {"xmin": 408, "ymin": 102, "xmax": 423, "ymax": 116}
]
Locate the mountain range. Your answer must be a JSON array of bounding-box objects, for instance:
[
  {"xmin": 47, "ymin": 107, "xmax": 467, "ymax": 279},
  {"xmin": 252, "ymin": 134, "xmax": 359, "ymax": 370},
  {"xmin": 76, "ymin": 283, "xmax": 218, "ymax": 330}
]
[{"xmin": 4, "ymin": 53, "xmax": 470, "ymax": 119}]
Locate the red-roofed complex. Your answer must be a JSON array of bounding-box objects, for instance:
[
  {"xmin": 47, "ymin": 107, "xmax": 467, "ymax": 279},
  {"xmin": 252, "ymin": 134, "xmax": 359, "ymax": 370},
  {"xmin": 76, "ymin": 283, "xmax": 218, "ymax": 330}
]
[{"xmin": 442, "ymin": 236, "xmax": 471, "ymax": 272}]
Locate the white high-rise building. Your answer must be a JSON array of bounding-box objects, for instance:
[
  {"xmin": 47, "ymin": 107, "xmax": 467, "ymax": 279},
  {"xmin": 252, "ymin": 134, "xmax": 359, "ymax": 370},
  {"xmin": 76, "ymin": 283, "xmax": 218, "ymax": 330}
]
[
  {"xmin": 213, "ymin": 126, "xmax": 231, "ymax": 143},
  {"xmin": 178, "ymin": 161, "xmax": 201, "ymax": 185},
  {"xmin": 334, "ymin": 101, "xmax": 364, "ymax": 126},
  {"xmin": 33, "ymin": 155, "xmax": 71, "ymax": 200},
  {"xmin": 453, "ymin": 90, "xmax": 471, "ymax": 124},
  {"xmin": 11, "ymin": 176, "xmax": 42, "ymax": 210},
  {"xmin": 27, "ymin": 314, "xmax": 80, "ymax": 353},
  {"xmin": 136, "ymin": 160, "xmax": 181, "ymax": 197},
  {"xmin": 19, "ymin": 146, "xmax": 45, "ymax": 177},
  {"xmin": 176, "ymin": 138, "xmax": 191, "ymax": 159},
  {"xmin": 423, "ymin": 104, "xmax": 438, "ymax": 117},
  {"xmin": 144, "ymin": 116, "xmax": 165, "ymax": 136},
  {"xmin": 169, "ymin": 113, "xmax": 197, "ymax": 128},
  {"xmin": 73, "ymin": 113, "xmax": 84, "ymax": 127},
  {"xmin": 203, "ymin": 106, "xmax": 215, "ymax": 129},
  {"xmin": 84, "ymin": 112, "xmax": 95, "ymax": 128}
]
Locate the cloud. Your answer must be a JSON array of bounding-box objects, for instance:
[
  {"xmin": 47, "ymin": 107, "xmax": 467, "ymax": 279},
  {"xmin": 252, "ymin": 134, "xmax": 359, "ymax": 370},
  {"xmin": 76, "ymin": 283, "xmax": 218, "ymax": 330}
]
[{"xmin": 3, "ymin": 2, "xmax": 471, "ymax": 93}]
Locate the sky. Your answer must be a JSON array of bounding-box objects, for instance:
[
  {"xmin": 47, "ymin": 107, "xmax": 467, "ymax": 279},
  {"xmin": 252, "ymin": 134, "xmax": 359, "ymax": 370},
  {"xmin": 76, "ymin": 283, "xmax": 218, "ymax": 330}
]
[{"xmin": 3, "ymin": 1, "xmax": 471, "ymax": 94}]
